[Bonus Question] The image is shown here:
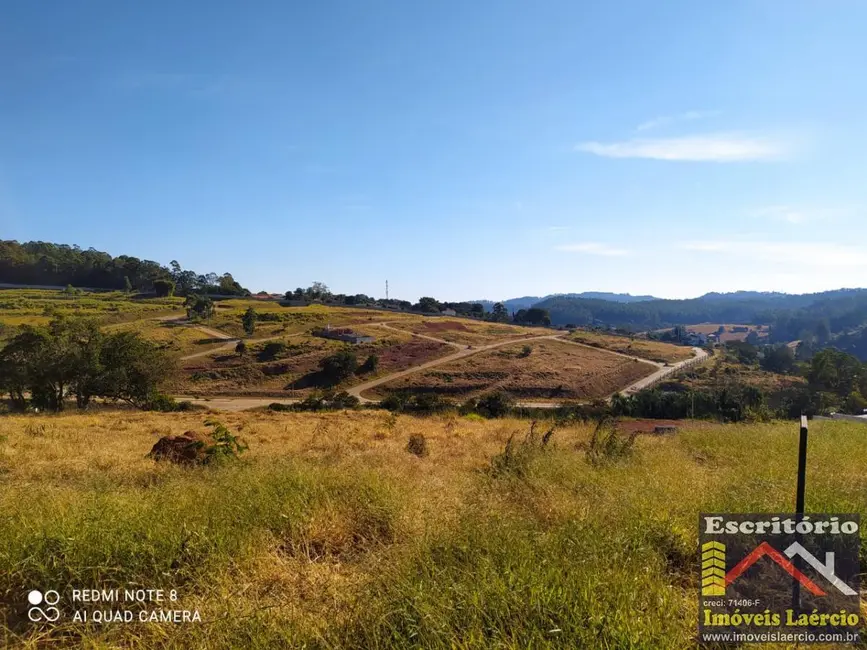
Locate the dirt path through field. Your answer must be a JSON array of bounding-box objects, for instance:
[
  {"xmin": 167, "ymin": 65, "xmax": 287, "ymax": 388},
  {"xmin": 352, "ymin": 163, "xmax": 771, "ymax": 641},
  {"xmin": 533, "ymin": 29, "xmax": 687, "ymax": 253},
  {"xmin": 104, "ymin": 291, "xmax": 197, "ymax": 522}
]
[
  {"xmin": 152, "ymin": 314, "xmax": 286, "ymax": 361},
  {"xmin": 348, "ymin": 330, "xmax": 568, "ymax": 403},
  {"xmin": 167, "ymin": 315, "xmax": 709, "ymax": 411}
]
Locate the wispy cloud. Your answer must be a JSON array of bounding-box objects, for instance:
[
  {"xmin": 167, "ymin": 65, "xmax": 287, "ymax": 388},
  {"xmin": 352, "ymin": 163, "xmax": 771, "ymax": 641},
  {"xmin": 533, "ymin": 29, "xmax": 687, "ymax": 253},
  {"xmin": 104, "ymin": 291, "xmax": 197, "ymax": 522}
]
[
  {"xmin": 678, "ymin": 240, "xmax": 867, "ymax": 268},
  {"xmin": 576, "ymin": 133, "xmax": 791, "ymax": 162},
  {"xmin": 750, "ymin": 205, "xmax": 809, "ymax": 224},
  {"xmin": 750, "ymin": 205, "xmax": 853, "ymax": 225},
  {"xmin": 555, "ymin": 242, "xmax": 630, "ymax": 257},
  {"xmin": 635, "ymin": 110, "xmax": 720, "ymax": 132}
]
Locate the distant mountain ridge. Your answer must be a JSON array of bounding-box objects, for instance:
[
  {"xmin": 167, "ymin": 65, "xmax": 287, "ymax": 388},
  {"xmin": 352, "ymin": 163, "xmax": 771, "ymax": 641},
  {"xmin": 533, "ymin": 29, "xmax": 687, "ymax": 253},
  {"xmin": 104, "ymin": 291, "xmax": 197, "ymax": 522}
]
[
  {"xmin": 531, "ymin": 288, "xmax": 867, "ymax": 358},
  {"xmin": 474, "ymin": 292, "xmax": 658, "ymax": 312}
]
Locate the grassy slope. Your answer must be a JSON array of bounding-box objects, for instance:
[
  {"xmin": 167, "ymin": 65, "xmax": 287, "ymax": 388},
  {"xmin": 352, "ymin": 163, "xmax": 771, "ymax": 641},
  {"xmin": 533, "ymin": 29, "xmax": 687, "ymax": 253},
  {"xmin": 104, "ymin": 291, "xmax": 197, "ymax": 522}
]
[
  {"xmin": 568, "ymin": 330, "xmax": 692, "ymax": 364},
  {"xmin": 0, "ymin": 289, "xmax": 183, "ymax": 330},
  {"xmin": 3, "ymin": 411, "xmax": 862, "ymax": 648}
]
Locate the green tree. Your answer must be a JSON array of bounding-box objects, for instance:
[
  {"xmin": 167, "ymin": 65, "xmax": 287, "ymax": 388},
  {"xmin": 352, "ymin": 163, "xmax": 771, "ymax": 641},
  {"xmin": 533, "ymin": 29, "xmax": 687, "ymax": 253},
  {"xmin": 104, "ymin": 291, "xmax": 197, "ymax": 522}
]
[
  {"xmin": 489, "ymin": 302, "xmax": 509, "ymax": 323},
  {"xmin": 357, "ymin": 353, "xmax": 379, "ymax": 374},
  {"xmin": 760, "ymin": 345, "xmax": 796, "ymax": 374},
  {"xmin": 319, "ymin": 350, "xmax": 358, "ymax": 384},
  {"xmin": 99, "ymin": 331, "xmax": 177, "ymax": 409},
  {"xmin": 0, "ymin": 316, "xmax": 110, "ymax": 411},
  {"xmin": 242, "ymin": 307, "xmax": 257, "ymax": 336},
  {"xmin": 515, "ymin": 307, "xmax": 551, "ymax": 326},
  {"xmin": 473, "ymin": 391, "xmax": 515, "ymax": 418},
  {"xmin": 153, "ymin": 279, "xmax": 175, "ymax": 297},
  {"xmin": 416, "ymin": 297, "xmax": 440, "ymax": 313},
  {"xmin": 0, "ymin": 328, "xmax": 42, "ymax": 410},
  {"xmin": 184, "ymin": 294, "xmax": 214, "ymax": 321}
]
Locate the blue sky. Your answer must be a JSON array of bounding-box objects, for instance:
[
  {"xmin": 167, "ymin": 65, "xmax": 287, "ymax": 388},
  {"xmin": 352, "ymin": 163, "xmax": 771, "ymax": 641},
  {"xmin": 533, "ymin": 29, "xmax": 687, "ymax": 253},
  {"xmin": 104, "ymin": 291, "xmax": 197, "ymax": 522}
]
[{"xmin": 3, "ymin": 1, "xmax": 867, "ymax": 301}]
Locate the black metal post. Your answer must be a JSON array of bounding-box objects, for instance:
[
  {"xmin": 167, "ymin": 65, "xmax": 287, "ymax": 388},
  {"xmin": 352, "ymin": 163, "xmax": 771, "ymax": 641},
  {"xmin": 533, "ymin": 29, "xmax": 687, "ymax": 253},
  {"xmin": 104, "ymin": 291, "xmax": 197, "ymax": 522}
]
[{"xmin": 792, "ymin": 415, "xmax": 809, "ymax": 612}]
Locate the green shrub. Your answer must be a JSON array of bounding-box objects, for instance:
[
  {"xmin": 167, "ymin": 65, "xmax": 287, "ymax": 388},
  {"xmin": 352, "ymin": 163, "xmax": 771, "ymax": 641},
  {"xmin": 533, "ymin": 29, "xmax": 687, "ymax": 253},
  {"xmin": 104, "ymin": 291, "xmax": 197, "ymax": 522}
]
[
  {"xmin": 466, "ymin": 391, "xmax": 514, "ymax": 418},
  {"xmin": 258, "ymin": 341, "xmax": 287, "ymax": 361},
  {"xmin": 202, "ymin": 418, "xmax": 248, "ymax": 463},
  {"xmin": 357, "ymin": 354, "xmax": 379, "ymax": 375}
]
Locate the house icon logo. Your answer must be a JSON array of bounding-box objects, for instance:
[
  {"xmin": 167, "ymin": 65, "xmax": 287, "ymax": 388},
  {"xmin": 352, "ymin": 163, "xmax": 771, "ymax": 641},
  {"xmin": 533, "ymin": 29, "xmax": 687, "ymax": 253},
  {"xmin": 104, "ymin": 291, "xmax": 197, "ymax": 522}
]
[
  {"xmin": 701, "ymin": 539, "xmax": 857, "ymax": 597},
  {"xmin": 698, "ymin": 513, "xmax": 861, "ymax": 642}
]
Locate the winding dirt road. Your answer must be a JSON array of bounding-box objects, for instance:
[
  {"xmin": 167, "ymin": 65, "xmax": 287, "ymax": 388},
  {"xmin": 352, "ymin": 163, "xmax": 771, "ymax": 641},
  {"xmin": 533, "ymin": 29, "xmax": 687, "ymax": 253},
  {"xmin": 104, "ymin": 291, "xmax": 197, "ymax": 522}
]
[{"xmin": 170, "ymin": 321, "xmax": 709, "ymax": 411}]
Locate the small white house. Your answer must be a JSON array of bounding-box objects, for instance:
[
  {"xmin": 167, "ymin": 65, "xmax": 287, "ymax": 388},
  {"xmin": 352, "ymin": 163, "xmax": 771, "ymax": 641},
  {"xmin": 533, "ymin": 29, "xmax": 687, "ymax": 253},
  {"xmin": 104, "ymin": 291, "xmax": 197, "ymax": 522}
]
[{"xmin": 441, "ymin": 308, "xmax": 457, "ymax": 316}]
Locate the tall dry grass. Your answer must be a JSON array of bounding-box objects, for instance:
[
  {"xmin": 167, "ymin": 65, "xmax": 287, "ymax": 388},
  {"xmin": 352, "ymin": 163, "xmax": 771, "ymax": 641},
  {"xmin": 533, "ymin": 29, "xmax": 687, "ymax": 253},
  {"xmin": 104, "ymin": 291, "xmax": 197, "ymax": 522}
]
[{"xmin": 1, "ymin": 411, "xmax": 865, "ymax": 648}]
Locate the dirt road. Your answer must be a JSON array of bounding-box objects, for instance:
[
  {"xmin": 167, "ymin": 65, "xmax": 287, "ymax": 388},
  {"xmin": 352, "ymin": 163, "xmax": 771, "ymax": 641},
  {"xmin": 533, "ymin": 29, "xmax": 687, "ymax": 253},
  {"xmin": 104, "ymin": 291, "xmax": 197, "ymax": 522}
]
[
  {"xmin": 347, "ymin": 329, "xmax": 568, "ymax": 403},
  {"xmin": 169, "ymin": 318, "xmax": 709, "ymax": 411}
]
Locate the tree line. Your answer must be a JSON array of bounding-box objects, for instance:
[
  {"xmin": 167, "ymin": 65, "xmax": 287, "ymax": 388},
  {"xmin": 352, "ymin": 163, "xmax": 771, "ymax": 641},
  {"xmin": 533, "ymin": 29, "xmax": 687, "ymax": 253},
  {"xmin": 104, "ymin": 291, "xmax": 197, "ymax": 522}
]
[
  {"xmin": 280, "ymin": 284, "xmax": 553, "ymax": 325},
  {"xmin": 536, "ymin": 289, "xmax": 867, "ymax": 357},
  {"xmin": 0, "ymin": 240, "xmax": 249, "ymax": 296},
  {"xmin": 0, "ymin": 315, "xmax": 177, "ymax": 411}
]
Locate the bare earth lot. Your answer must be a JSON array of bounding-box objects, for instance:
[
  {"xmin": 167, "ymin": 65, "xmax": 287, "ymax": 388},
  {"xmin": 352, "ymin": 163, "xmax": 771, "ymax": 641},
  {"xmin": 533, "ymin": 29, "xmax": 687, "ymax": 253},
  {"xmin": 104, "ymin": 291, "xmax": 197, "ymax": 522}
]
[{"xmin": 369, "ymin": 339, "xmax": 659, "ymax": 401}]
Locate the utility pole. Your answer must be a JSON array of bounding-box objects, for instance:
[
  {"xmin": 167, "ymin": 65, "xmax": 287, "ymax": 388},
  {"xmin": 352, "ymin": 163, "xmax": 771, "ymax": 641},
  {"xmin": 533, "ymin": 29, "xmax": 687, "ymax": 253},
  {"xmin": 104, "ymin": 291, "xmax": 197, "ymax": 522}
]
[{"xmin": 385, "ymin": 280, "xmax": 389, "ymax": 301}]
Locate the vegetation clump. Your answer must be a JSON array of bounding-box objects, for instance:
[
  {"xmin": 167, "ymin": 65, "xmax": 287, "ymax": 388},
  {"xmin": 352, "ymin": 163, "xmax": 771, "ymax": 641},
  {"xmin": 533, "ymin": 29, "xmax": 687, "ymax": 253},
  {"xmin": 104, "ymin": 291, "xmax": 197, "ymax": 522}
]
[
  {"xmin": 148, "ymin": 419, "xmax": 248, "ymax": 466},
  {"xmin": 583, "ymin": 417, "xmax": 637, "ymax": 466},
  {"xmin": 380, "ymin": 392, "xmax": 454, "ymax": 415},
  {"xmin": 488, "ymin": 421, "xmax": 555, "ymax": 479},
  {"xmin": 405, "ymin": 433, "xmax": 428, "ymax": 457},
  {"xmin": 0, "ymin": 315, "xmax": 176, "ymax": 412}
]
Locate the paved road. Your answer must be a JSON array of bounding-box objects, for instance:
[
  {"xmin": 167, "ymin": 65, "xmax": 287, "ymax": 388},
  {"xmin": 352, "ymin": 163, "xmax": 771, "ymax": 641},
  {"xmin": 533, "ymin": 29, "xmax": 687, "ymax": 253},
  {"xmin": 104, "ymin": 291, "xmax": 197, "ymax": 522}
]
[{"xmin": 617, "ymin": 347, "xmax": 708, "ymax": 396}]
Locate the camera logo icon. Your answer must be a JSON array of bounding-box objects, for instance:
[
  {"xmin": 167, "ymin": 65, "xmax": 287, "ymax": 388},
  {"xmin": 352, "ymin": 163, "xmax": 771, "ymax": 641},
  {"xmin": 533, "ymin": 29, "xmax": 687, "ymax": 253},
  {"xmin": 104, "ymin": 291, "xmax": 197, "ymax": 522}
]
[{"xmin": 27, "ymin": 590, "xmax": 61, "ymax": 622}]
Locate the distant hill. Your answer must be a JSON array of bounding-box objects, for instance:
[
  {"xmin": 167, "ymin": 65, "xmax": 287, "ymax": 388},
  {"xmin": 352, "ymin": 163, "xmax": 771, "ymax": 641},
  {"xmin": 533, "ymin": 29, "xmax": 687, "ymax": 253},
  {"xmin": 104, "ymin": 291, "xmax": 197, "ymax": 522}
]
[
  {"xmin": 474, "ymin": 292, "xmax": 658, "ymax": 312},
  {"xmin": 558, "ymin": 292, "xmax": 658, "ymax": 303},
  {"xmin": 533, "ymin": 289, "xmax": 867, "ymax": 358}
]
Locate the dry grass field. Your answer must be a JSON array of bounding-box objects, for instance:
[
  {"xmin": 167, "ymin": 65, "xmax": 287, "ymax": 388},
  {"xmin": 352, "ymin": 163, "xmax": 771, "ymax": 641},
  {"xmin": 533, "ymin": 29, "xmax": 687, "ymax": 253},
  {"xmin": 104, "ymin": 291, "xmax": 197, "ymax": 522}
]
[
  {"xmin": 207, "ymin": 302, "xmax": 417, "ymax": 339},
  {"xmin": 386, "ymin": 318, "xmax": 541, "ymax": 346},
  {"xmin": 1, "ymin": 410, "xmax": 865, "ymax": 649},
  {"xmin": 568, "ymin": 330, "xmax": 692, "ymax": 364},
  {"xmin": 107, "ymin": 318, "xmax": 231, "ymax": 358},
  {"xmin": 0, "ymin": 289, "xmax": 183, "ymax": 336},
  {"xmin": 369, "ymin": 339, "xmax": 658, "ymax": 401}
]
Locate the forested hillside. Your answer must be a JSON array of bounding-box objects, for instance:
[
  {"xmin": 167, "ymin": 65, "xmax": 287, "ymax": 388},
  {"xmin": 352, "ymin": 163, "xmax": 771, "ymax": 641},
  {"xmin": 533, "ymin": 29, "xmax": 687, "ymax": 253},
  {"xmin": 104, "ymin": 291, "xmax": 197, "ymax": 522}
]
[
  {"xmin": 0, "ymin": 240, "xmax": 248, "ymax": 296},
  {"xmin": 537, "ymin": 289, "xmax": 867, "ymax": 354}
]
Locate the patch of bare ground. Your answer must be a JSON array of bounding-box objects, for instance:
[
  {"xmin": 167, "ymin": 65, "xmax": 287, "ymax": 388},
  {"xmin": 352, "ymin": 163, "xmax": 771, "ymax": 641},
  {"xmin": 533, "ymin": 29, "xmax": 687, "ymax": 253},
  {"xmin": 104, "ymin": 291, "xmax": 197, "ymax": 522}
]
[{"xmin": 373, "ymin": 339, "xmax": 657, "ymax": 400}]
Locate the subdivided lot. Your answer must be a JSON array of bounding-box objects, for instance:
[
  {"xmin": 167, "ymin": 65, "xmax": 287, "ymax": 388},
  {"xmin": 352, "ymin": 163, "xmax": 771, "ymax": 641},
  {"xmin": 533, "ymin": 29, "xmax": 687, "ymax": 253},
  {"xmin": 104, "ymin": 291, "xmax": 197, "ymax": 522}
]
[
  {"xmin": 673, "ymin": 354, "xmax": 807, "ymax": 394},
  {"xmin": 179, "ymin": 326, "xmax": 453, "ymax": 396},
  {"xmin": 569, "ymin": 330, "xmax": 692, "ymax": 364},
  {"xmin": 106, "ymin": 318, "xmax": 232, "ymax": 358},
  {"xmin": 208, "ymin": 301, "xmax": 417, "ymax": 339},
  {"xmin": 386, "ymin": 318, "xmax": 542, "ymax": 346},
  {"xmin": 0, "ymin": 289, "xmax": 182, "ymax": 332},
  {"xmin": 369, "ymin": 339, "xmax": 658, "ymax": 400},
  {"xmin": 2, "ymin": 412, "xmax": 866, "ymax": 649}
]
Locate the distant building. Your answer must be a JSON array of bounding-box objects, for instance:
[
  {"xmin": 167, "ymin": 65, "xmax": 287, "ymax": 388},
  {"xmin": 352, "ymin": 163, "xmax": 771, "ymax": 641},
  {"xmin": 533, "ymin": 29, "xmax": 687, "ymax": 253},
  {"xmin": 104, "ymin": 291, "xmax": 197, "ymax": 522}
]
[
  {"xmin": 313, "ymin": 325, "xmax": 375, "ymax": 344},
  {"xmin": 684, "ymin": 332, "xmax": 708, "ymax": 346},
  {"xmin": 441, "ymin": 308, "xmax": 457, "ymax": 316}
]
